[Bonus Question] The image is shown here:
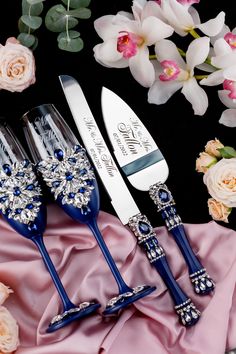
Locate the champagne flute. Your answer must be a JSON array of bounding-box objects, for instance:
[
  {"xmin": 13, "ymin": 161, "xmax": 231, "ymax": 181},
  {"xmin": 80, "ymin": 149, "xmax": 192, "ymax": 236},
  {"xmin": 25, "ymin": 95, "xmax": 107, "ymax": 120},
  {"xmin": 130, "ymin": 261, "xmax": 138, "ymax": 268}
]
[
  {"xmin": 22, "ymin": 103, "xmax": 156, "ymax": 315},
  {"xmin": 0, "ymin": 120, "xmax": 100, "ymax": 333}
]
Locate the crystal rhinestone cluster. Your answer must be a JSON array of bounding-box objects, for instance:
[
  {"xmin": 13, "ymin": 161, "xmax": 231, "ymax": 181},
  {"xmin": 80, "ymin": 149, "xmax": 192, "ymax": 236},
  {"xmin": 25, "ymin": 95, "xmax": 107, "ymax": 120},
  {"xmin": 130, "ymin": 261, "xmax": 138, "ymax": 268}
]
[
  {"xmin": 50, "ymin": 301, "xmax": 93, "ymax": 325},
  {"xmin": 107, "ymin": 285, "xmax": 147, "ymax": 308},
  {"xmin": 38, "ymin": 145, "xmax": 95, "ymax": 208},
  {"xmin": 175, "ymin": 299, "xmax": 201, "ymax": 326},
  {"xmin": 149, "ymin": 182, "xmax": 182, "ymax": 230},
  {"xmin": 190, "ymin": 268, "xmax": 215, "ymax": 294},
  {"xmin": 0, "ymin": 160, "xmax": 42, "ymax": 224},
  {"xmin": 128, "ymin": 214, "xmax": 165, "ymax": 263}
]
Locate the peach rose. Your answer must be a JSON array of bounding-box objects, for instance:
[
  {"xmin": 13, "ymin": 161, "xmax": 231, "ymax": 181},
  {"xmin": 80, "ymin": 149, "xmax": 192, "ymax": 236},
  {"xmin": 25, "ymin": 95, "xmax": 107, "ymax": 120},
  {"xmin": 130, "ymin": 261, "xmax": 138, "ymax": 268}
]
[
  {"xmin": 207, "ymin": 198, "xmax": 231, "ymax": 223},
  {"xmin": 0, "ymin": 306, "xmax": 19, "ymax": 354},
  {"xmin": 205, "ymin": 138, "xmax": 224, "ymax": 158},
  {"xmin": 196, "ymin": 152, "xmax": 217, "ymax": 173},
  {"xmin": 203, "ymin": 158, "xmax": 236, "ymax": 207},
  {"xmin": 0, "ymin": 284, "xmax": 13, "ymax": 306},
  {"xmin": 0, "ymin": 37, "xmax": 35, "ymax": 92}
]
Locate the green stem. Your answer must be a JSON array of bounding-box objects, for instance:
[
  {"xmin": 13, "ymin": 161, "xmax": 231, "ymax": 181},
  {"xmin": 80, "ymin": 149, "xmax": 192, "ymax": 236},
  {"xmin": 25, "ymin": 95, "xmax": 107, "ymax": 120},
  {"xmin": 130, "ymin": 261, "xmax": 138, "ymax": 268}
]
[
  {"xmin": 149, "ymin": 54, "xmax": 157, "ymax": 60},
  {"xmin": 194, "ymin": 75, "xmax": 208, "ymax": 80},
  {"xmin": 188, "ymin": 29, "xmax": 201, "ymax": 39},
  {"xmin": 66, "ymin": 0, "xmax": 70, "ymax": 42},
  {"xmin": 28, "ymin": 4, "xmax": 32, "ymax": 35},
  {"xmin": 177, "ymin": 48, "xmax": 186, "ymax": 57}
]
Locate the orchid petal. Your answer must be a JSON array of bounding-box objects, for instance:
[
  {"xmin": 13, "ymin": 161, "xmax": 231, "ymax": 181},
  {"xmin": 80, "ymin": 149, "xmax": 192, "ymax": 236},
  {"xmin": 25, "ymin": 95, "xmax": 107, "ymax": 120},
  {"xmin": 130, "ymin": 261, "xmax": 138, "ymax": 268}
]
[
  {"xmin": 129, "ymin": 47, "xmax": 155, "ymax": 87},
  {"xmin": 161, "ymin": 0, "xmax": 192, "ymax": 36},
  {"xmin": 142, "ymin": 1, "xmax": 166, "ymax": 22},
  {"xmin": 196, "ymin": 11, "xmax": 225, "ymax": 37},
  {"xmin": 181, "ymin": 78, "xmax": 208, "ymax": 115},
  {"xmin": 189, "ymin": 6, "xmax": 200, "ymax": 25},
  {"xmin": 219, "ymin": 109, "xmax": 236, "ymax": 127},
  {"xmin": 113, "ymin": 14, "xmax": 140, "ymax": 33},
  {"xmin": 211, "ymin": 24, "xmax": 231, "ymax": 45},
  {"xmin": 196, "ymin": 62, "xmax": 217, "ymax": 73},
  {"xmin": 212, "ymin": 52, "xmax": 236, "ymax": 69},
  {"xmin": 213, "ymin": 38, "xmax": 232, "ymax": 57},
  {"xmin": 223, "ymin": 66, "xmax": 236, "ymax": 81},
  {"xmin": 186, "ymin": 37, "xmax": 210, "ymax": 72},
  {"xmin": 142, "ymin": 17, "xmax": 174, "ymax": 45},
  {"xmin": 94, "ymin": 15, "xmax": 120, "ymax": 41},
  {"xmin": 233, "ymin": 27, "xmax": 236, "ymax": 35},
  {"xmin": 200, "ymin": 69, "xmax": 224, "ymax": 86},
  {"xmin": 93, "ymin": 42, "xmax": 128, "ymax": 68},
  {"xmin": 118, "ymin": 11, "xmax": 134, "ymax": 20},
  {"xmin": 218, "ymin": 90, "xmax": 236, "ymax": 109},
  {"xmin": 148, "ymin": 79, "xmax": 183, "ymax": 104},
  {"xmin": 166, "ymin": 0, "xmax": 194, "ymax": 29},
  {"xmin": 155, "ymin": 39, "xmax": 186, "ymax": 69}
]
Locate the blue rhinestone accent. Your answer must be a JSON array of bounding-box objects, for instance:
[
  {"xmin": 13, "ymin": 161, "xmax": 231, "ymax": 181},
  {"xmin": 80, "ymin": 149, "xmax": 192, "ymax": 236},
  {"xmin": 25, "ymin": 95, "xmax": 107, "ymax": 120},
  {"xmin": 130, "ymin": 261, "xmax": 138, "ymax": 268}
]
[
  {"xmin": 26, "ymin": 184, "xmax": 34, "ymax": 191},
  {"xmin": 86, "ymin": 180, "xmax": 93, "ymax": 186},
  {"xmin": 3, "ymin": 164, "xmax": 11, "ymax": 176},
  {"xmin": 54, "ymin": 149, "xmax": 64, "ymax": 161},
  {"xmin": 68, "ymin": 192, "xmax": 75, "ymax": 199},
  {"xmin": 68, "ymin": 157, "xmax": 77, "ymax": 165},
  {"xmin": 79, "ymin": 187, "xmax": 86, "ymax": 193},
  {"xmin": 13, "ymin": 187, "xmax": 21, "ymax": 196},
  {"xmin": 81, "ymin": 206, "xmax": 91, "ymax": 215},
  {"xmin": 52, "ymin": 181, "xmax": 60, "ymax": 188},
  {"xmin": 138, "ymin": 221, "xmax": 151, "ymax": 235},
  {"xmin": 28, "ymin": 222, "xmax": 38, "ymax": 232},
  {"xmin": 65, "ymin": 172, "xmax": 74, "ymax": 181},
  {"xmin": 23, "ymin": 159, "xmax": 30, "ymax": 167},
  {"xmin": 158, "ymin": 189, "xmax": 170, "ymax": 202},
  {"xmin": 0, "ymin": 196, "xmax": 7, "ymax": 203},
  {"xmin": 79, "ymin": 168, "xmax": 87, "ymax": 176},
  {"xmin": 74, "ymin": 145, "xmax": 82, "ymax": 153},
  {"xmin": 16, "ymin": 171, "xmax": 25, "ymax": 177},
  {"xmin": 26, "ymin": 203, "xmax": 34, "ymax": 210},
  {"xmin": 15, "ymin": 208, "xmax": 22, "ymax": 214}
]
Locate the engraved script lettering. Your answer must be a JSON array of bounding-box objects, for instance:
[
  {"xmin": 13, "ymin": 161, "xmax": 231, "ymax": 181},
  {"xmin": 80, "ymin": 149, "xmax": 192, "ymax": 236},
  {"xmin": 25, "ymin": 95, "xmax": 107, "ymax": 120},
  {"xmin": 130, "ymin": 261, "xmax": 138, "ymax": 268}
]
[{"xmin": 118, "ymin": 123, "xmax": 141, "ymax": 155}]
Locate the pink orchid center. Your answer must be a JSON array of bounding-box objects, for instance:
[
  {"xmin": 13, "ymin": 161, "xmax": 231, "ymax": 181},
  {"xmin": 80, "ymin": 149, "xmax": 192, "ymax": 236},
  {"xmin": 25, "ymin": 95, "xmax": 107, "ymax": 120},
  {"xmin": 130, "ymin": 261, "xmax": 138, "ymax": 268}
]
[
  {"xmin": 159, "ymin": 60, "xmax": 181, "ymax": 81},
  {"xmin": 224, "ymin": 32, "xmax": 236, "ymax": 49},
  {"xmin": 117, "ymin": 31, "xmax": 144, "ymax": 59},
  {"xmin": 223, "ymin": 79, "xmax": 236, "ymax": 99},
  {"xmin": 177, "ymin": 0, "xmax": 200, "ymax": 4},
  {"xmin": 154, "ymin": 0, "xmax": 161, "ymax": 4}
]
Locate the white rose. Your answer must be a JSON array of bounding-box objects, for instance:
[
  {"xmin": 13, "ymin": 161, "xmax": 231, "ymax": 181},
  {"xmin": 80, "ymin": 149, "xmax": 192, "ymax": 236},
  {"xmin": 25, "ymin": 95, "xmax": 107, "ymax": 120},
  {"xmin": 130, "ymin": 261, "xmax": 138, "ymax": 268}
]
[
  {"xmin": 0, "ymin": 284, "xmax": 13, "ymax": 306},
  {"xmin": 0, "ymin": 306, "xmax": 19, "ymax": 354},
  {"xmin": 203, "ymin": 158, "xmax": 236, "ymax": 207},
  {"xmin": 0, "ymin": 37, "xmax": 35, "ymax": 92}
]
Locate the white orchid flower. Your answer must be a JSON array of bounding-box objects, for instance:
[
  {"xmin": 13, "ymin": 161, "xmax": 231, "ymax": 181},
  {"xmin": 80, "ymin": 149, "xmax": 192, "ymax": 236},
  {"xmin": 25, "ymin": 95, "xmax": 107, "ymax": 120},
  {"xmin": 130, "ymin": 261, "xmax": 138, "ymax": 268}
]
[
  {"xmin": 218, "ymin": 89, "xmax": 236, "ymax": 127},
  {"xmin": 148, "ymin": 37, "xmax": 210, "ymax": 115},
  {"xmin": 93, "ymin": 3, "xmax": 173, "ymax": 87},
  {"xmin": 201, "ymin": 28, "xmax": 236, "ymax": 87},
  {"xmin": 160, "ymin": 0, "xmax": 225, "ymax": 37}
]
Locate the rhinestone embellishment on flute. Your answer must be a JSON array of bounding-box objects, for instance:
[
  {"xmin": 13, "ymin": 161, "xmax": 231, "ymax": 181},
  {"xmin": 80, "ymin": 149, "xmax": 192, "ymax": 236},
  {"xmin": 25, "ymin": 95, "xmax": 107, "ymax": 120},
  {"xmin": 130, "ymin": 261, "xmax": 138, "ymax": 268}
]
[
  {"xmin": 38, "ymin": 145, "xmax": 95, "ymax": 208},
  {"xmin": 0, "ymin": 160, "xmax": 42, "ymax": 224}
]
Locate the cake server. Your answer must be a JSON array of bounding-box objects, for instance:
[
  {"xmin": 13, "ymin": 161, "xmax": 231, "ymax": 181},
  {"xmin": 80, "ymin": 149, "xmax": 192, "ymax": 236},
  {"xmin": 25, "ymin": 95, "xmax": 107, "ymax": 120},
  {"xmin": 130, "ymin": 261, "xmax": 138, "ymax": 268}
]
[
  {"xmin": 59, "ymin": 74, "xmax": 201, "ymax": 327},
  {"xmin": 101, "ymin": 86, "xmax": 215, "ymax": 296}
]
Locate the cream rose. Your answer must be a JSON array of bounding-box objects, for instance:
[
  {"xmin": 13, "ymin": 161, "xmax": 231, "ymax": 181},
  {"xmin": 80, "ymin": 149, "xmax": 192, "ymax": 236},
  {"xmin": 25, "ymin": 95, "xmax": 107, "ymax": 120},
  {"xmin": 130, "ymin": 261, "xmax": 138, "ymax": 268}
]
[
  {"xmin": 0, "ymin": 284, "xmax": 13, "ymax": 306},
  {"xmin": 205, "ymin": 138, "xmax": 224, "ymax": 158},
  {"xmin": 207, "ymin": 198, "xmax": 231, "ymax": 223},
  {"xmin": 0, "ymin": 37, "xmax": 35, "ymax": 92},
  {"xmin": 203, "ymin": 158, "xmax": 236, "ymax": 207},
  {"xmin": 0, "ymin": 306, "xmax": 19, "ymax": 354},
  {"xmin": 196, "ymin": 152, "xmax": 217, "ymax": 173}
]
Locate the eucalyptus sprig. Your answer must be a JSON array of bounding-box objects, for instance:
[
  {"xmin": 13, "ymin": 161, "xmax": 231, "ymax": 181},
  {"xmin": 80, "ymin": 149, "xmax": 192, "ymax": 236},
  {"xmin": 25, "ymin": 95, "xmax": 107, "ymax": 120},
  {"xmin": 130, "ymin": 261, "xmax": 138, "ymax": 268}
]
[{"xmin": 18, "ymin": 0, "xmax": 91, "ymax": 52}]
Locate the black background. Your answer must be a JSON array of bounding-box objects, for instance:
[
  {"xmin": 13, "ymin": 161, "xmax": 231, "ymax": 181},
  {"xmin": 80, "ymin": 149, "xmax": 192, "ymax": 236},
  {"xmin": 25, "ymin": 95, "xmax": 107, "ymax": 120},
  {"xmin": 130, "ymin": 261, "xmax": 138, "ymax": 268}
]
[{"xmin": 0, "ymin": 0, "xmax": 235, "ymax": 230}]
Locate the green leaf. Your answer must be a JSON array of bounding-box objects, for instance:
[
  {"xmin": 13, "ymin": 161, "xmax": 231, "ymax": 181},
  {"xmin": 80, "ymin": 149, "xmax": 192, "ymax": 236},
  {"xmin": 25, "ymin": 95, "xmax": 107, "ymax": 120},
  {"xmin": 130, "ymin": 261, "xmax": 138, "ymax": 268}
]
[
  {"xmin": 21, "ymin": 15, "xmax": 42, "ymax": 29},
  {"xmin": 218, "ymin": 146, "xmax": 236, "ymax": 158},
  {"xmin": 61, "ymin": 0, "xmax": 91, "ymax": 9},
  {"xmin": 17, "ymin": 33, "xmax": 36, "ymax": 47},
  {"xmin": 67, "ymin": 8, "xmax": 91, "ymax": 19},
  {"xmin": 57, "ymin": 32, "xmax": 84, "ymax": 52},
  {"xmin": 31, "ymin": 36, "xmax": 39, "ymax": 50},
  {"xmin": 18, "ymin": 18, "xmax": 34, "ymax": 33},
  {"xmin": 45, "ymin": 5, "xmax": 78, "ymax": 32},
  {"xmin": 22, "ymin": 0, "xmax": 44, "ymax": 16},
  {"xmin": 27, "ymin": 0, "xmax": 45, "ymax": 4}
]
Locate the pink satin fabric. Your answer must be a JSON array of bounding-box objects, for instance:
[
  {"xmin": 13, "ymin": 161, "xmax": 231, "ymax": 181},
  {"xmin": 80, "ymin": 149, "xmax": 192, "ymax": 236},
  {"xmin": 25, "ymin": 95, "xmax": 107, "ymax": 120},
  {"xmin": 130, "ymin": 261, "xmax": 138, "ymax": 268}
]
[{"xmin": 1, "ymin": 204, "xmax": 236, "ymax": 354}]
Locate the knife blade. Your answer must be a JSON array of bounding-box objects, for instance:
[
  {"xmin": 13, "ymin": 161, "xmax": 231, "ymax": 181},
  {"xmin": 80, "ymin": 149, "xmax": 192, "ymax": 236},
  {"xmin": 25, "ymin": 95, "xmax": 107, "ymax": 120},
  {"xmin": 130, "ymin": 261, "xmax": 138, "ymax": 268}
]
[
  {"xmin": 101, "ymin": 87, "xmax": 215, "ymax": 296},
  {"xmin": 59, "ymin": 74, "xmax": 200, "ymax": 327}
]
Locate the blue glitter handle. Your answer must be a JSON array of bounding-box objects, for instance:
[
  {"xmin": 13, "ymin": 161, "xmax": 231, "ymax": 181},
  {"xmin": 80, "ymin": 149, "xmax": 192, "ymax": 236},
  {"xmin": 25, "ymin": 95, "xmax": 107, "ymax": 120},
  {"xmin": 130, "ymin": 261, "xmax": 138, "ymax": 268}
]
[
  {"xmin": 149, "ymin": 182, "xmax": 215, "ymax": 295},
  {"xmin": 128, "ymin": 214, "xmax": 200, "ymax": 327}
]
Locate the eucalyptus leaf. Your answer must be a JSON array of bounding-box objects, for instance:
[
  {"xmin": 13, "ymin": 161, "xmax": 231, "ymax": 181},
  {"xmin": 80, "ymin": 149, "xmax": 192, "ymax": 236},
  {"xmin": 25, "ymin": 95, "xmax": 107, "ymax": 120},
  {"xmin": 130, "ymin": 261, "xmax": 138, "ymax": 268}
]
[
  {"xmin": 45, "ymin": 5, "xmax": 78, "ymax": 32},
  {"xmin": 22, "ymin": 0, "xmax": 43, "ymax": 16},
  {"xmin": 27, "ymin": 0, "xmax": 45, "ymax": 4},
  {"xmin": 67, "ymin": 8, "xmax": 91, "ymax": 19},
  {"xmin": 18, "ymin": 18, "xmax": 35, "ymax": 33},
  {"xmin": 31, "ymin": 36, "xmax": 39, "ymax": 50},
  {"xmin": 57, "ymin": 30, "xmax": 81, "ymax": 41},
  {"xmin": 61, "ymin": 0, "xmax": 91, "ymax": 9},
  {"xmin": 21, "ymin": 15, "xmax": 42, "ymax": 29},
  {"xmin": 17, "ymin": 33, "xmax": 36, "ymax": 47},
  {"xmin": 218, "ymin": 146, "xmax": 236, "ymax": 158},
  {"xmin": 57, "ymin": 32, "xmax": 84, "ymax": 52}
]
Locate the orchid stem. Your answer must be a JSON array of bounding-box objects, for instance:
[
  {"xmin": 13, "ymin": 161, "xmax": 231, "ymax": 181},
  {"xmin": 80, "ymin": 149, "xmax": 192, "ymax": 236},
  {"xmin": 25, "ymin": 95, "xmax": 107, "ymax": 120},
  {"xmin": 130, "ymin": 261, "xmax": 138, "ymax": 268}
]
[
  {"xmin": 178, "ymin": 48, "xmax": 186, "ymax": 57},
  {"xmin": 189, "ymin": 29, "xmax": 201, "ymax": 39},
  {"xmin": 149, "ymin": 54, "xmax": 157, "ymax": 60},
  {"xmin": 194, "ymin": 75, "xmax": 208, "ymax": 80},
  {"xmin": 66, "ymin": 0, "xmax": 70, "ymax": 42}
]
